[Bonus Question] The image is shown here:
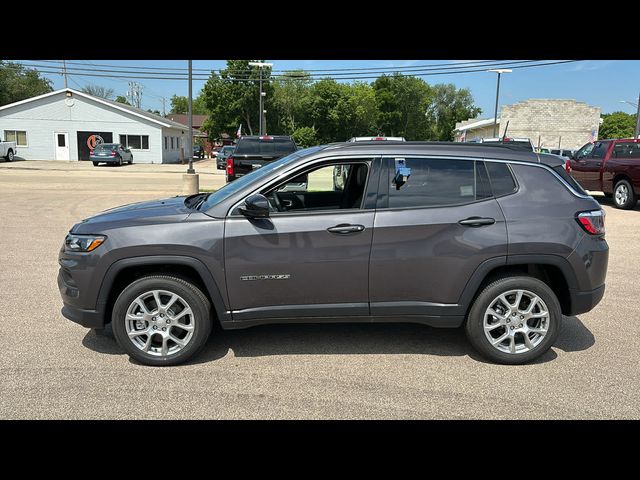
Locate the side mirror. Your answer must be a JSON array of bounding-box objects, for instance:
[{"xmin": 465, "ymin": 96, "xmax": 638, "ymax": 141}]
[{"xmin": 239, "ymin": 193, "xmax": 270, "ymax": 218}]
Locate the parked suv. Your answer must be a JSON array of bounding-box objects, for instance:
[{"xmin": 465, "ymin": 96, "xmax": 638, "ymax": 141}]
[
  {"xmin": 59, "ymin": 142, "xmax": 608, "ymax": 366},
  {"xmin": 226, "ymin": 135, "xmax": 297, "ymax": 182},
  {"xmin": 569, "ymin": 138, "xmax": 640, "ymax": 209}
]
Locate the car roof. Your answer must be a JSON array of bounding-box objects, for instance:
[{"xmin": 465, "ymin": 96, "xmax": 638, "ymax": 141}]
[{"xmin": 316, "ymin": 140, "xmax": 562, "ymax": 166}]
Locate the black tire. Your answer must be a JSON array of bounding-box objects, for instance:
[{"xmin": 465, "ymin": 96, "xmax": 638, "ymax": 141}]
[
  {"xmin": 465, "ymin": 275, "xmax": 561, "ymax": 365},
  {"xmin": 603, "ymin": 192, "xmax": 613, "ymax": 199},
  {"xmin": 613, "ymin": 179, "xmax": 636, "ymax": 210},
  {"xmin": 118, "ymin": 155, "xmax": 123, "ymax": 167},
  {"xmin": 6, "ymin": 149, "xmax": 14, "ymax": 162},
  {"xmin": 128, "ymin": 155, "xmax": 133, "ymax": 165},
  {"xmin": 111, "ymin": 275, "xmax": 212, "ymax": 366},
  {"xmin": 92, "ymin": 161, "xmax": 99, "ymax": 166}
]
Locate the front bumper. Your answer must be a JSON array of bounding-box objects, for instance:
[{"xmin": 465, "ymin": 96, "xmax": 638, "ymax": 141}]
[{"xmin": 61, "ymin": 303, "xmax": 104, "ymax": 328}]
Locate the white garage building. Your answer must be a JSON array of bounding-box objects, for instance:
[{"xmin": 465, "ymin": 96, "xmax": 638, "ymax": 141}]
[{"xmin": 0, "ymin": 88, "xmax": 190, "ymax": 163}]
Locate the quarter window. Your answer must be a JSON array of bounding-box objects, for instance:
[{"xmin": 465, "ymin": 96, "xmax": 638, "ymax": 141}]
[
  {"xmin": 4, "ymin": 130, "xmax": 27, "ymax": 146},
  {"xmin": 612, "ymin": 142, "xmax": 640, "ymax": 159},
  {"xmin": 388, "ymin": 158, "xmax": 481, "ymax": 208}
]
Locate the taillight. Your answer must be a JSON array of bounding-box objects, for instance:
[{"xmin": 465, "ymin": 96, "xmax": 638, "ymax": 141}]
[
  {"xmin": 226, "ymin": 157, "xmax": 234, "ymax": 176},
  {"xmin": 576, "ymin": 210, "xmax": 605, "ymax": 235},
  {"xmin": 259, "ymin": 136, "xmax": 273, "ymax": 141},
  {"xmin": 565, "ymin": 159, "xmax": 571, "ymax": 174},
  {"xmin": 111, "ymin": 151, "xmax": 116, "ymax": 156}
]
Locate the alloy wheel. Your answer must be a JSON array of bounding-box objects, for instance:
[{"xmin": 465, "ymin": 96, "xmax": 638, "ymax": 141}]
[
  {"xmin": 615, "ymin": 184, "xmax": 628, "ymax": 206},
  {"xmin": 125, "ymin": 290, "xmax": 195, "ymax": 357},
  {"xmin": 483, "ymin": 289, "xmax": 550, "ymax": 355}
]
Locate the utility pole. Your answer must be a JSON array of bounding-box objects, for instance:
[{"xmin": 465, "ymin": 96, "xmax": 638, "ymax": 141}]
[
  {"xmin": 62, "ymin": 60, "xmax": 68, "ymax": 88},
  {"xmin": 182, "ymin": 60, "xmax": 199, "ymax": 195},
  {"xmin": 487, "ymin": 69, "xmax": 512, "ymax": 137},
  {"xmin": 249, "ymin": 61, "xmax": 273, "ymax": 135},
  {"xmin": 161, "ymin": 97, "xmax": 166, "ymax": 117},
  {"xmin": 636, "ymin": 91, "xmax": 640, "ymax": 139},
  {"xmin": 127, "ymin": 82, "xmax": 143, "ymax": 109}
]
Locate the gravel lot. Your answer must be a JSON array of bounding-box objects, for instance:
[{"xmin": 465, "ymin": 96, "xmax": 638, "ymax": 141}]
[{"xmin": 0, "ymin": 159, "xmax": 638, "ymax": 419}]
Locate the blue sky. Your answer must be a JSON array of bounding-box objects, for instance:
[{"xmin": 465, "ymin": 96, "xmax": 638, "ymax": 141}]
[{"xmin": 24, "ymin": 59, "xmax": 640, "ymax": 118}]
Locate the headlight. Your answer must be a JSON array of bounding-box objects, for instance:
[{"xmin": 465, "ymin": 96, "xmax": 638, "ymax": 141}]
[{"xmin": 64, "ymin": 234, "xmax": 106, "ymax": 252}]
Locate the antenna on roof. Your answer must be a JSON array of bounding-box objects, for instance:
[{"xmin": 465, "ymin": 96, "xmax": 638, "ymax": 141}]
[{"xmin": 501, "ymin": 120, "xmax": 510, "ymax": 141}]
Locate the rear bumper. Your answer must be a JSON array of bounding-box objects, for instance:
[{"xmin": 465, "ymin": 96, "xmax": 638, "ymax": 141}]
[
  {"xmin": 89, "ymin": 157, "xmax": 120, "ymax": 163},
  {"xmin": 567, "ymin": 284, "xmax": 605, "ymax": 316}
]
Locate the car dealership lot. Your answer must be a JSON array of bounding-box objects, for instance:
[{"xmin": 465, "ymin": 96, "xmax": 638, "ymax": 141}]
[{"xmin": 0, "ymin": 162, "xmax": 638, "ymax": 419}]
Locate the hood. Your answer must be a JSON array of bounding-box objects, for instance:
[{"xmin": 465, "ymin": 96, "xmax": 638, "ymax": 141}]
[{"xmin": 72, "ymin": 196, "xmax": 191, "ymax": 233}]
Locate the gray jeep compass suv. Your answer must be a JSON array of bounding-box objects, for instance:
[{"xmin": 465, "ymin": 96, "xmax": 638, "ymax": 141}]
[{"xmin": 58, "ymin": 142, "xmax": 608, "ymax": 366}]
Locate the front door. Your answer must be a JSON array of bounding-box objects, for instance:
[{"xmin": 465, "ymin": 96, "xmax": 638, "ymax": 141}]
[
  {"xmin": 369, "ymin": 157, "xmax": 508, "ymax": 316},
  {"xmin": 54, "ymin": 132, "xmax": 69, "ymax": 160},
  {"xmin": 224, "ymin": 158, "xmax": 379, "ymax": 321},
  {"xmin": 571, "ymin": 141, "xmax": 610, "ymax": 191}
]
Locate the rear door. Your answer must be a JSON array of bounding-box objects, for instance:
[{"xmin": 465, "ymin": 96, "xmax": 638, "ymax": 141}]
[{"xmin": 369, "ymin": 156, "xmax": 508, "ymax": 316}]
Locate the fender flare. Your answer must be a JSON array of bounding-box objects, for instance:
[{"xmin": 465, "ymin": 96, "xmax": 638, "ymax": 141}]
[{"xmin": 95, "ymin": 255, "xmax": 230, "ymax": 324}]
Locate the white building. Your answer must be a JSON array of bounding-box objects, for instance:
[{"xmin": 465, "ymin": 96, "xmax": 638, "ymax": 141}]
[{"xmin": 0, "ymin": 88, "xmax": 190, "ymax": 163}]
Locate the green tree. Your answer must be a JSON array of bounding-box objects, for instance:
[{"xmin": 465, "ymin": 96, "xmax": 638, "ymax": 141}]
[
  {"xmin": 201, "ymin": 60, "xmax": 274, "ymax": 138},
  {"xmin": 115, "ymin": 95, "xmax": 130, "ymax": 105},
  {"xmin": 81, "ymin": 84, "xmax": 114, "ymax": 99},
  {"xmin": 425, "ymin": 84, "xmax": 482, "ymax": 141},
  {"xmin": 0, "ymin": 61, "xmax": 52, "ymax": 107},
  {"xmin": 270, "ymin": 70, "xmax": 312, "ymax": 134},
  {"xmin": 147, "ymin": 109, "xmax": 161, "ymax": 115},
  {"xmin": 291, "ymin": 126, "xmax": 318, "ymax": 148},
  {"xmin": 170, "ymin": 94, "xmax": 188, "ymax": 113},
  {"xmin": 599, "ymin": 112, "xmax": 636, "ymax": 139}
]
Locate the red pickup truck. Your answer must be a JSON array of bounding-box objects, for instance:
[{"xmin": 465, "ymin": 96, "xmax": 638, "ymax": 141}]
[{"xmin": 569, "ymin": 138, "xmax": 640, "ymax": 209}]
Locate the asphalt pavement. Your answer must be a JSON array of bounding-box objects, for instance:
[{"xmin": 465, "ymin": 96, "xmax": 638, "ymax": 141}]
[{"xmin": 0, "ymin": 159, "xmax": 637, "ymax": 419}]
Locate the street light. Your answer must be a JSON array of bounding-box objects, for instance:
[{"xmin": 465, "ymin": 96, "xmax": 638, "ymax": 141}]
[
  {"xmin": 249, "ymin": 61, "xmax": 273, "ymax": 136},
  {"xmin": 619, "ymin": 93, "xmax": 640, "ymax": 139},
  {"xmin": 487, "ymin": 69, "xmax": 512, "ymax": 137}
]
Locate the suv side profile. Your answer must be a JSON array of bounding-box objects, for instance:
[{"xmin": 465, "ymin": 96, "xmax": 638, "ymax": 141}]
[{"xmin": 58, "ymin": 142, "xmax": 608, "ymax": 366}]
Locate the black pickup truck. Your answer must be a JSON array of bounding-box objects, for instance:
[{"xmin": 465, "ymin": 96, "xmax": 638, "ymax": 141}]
[{"xmin": 226, "ymin": 135, "xmax": 297, "ymax": 182}]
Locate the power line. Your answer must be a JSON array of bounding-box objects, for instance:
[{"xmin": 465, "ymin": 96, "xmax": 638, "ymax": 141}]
[
  {"xmin": 21, "ymin": 59, "xmax": 545, "ymax": 79},
  {"xmin": 2, "ymin": 60, "xmax": 581, "ymax": 82}
]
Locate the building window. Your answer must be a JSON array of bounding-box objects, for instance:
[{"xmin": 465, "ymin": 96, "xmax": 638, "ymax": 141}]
[
  {"xmin": 4, "ymin": 130, "xmax": 27, "ymax": 147},
  {"xmin": 171, "ymin": 137, "xmax": 174, "ymax": 149},
  {"xmin": 164, "ymin": 136, "xmax": 168, "ymax": 150},
  {"xmin": 119, "ymin": 134, "xmax": 149, "ymax": 150}
]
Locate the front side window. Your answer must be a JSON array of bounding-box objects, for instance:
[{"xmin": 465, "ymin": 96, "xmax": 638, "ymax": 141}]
[
  {"xmin": 388, "ymin": 158, "xmax": 481, "ymax": 209},
  {"xmin": 262, "ymin": 162, "xmax": 369, "ymax": 213},
  {"xmin": 591, "ymin": 142, "xmax": 609, "ymax": 159},
  {"xmin": 5, "ymin": 130, "xmax": 27, "ymax": 146},
  {"xmin": 576, "ymin": 143, "xmax": 594, "ymax": 159}
]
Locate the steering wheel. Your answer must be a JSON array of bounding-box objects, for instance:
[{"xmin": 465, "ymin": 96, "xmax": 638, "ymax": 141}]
[{"xmin": 268, "ymin": 191, "xmax": 284, "ymax": 212}]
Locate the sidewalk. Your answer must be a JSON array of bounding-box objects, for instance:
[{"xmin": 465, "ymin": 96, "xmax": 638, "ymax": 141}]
[{"xmin": 0, "ymin": 158, "xmax": 223, "ymax": 175}]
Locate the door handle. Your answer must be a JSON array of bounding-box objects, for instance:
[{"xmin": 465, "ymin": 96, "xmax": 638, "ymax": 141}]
[
  {"xmin": 327, "ymin": 224, "xmax": 365, "ymax": 234},
  {"xmin": 458, "ymin": 217, "xmax": 495, "ymax": 227}
]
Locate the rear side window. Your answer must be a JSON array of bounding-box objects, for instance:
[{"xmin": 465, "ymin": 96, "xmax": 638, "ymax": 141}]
[
  {"xmin": 235, "ymin": 138, "xmax": 296, "ymax": 156},
  {"xmin": 388, "ymin": 158, "xmax": 482, "ymax": 208},
  {"xmin": 612, "ymin": 142, "xmax": 640, "ymax": 159},
  {"xmin": 485, "ymin": 162, "xmax": 517, "ymax": 196}
]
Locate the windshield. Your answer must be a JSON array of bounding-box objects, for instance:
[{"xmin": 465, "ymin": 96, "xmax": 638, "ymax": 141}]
[{"xmin": 198, "ymin": 145, "xmax": 324, "ymax": 211}]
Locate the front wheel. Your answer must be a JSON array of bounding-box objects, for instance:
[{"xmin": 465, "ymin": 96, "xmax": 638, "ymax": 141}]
[
  {"xmin": 111, "ymin": 275, "xmax": 213, "ymax": 366},
  {"xmin": 465, "ymin": 276, "xmax": 561, "ymax": 364},
  {"xmin": 128, "ymin": 155, "xmax": 133, "ymax": 165},
  {"xmin": 118, "ymin": 155, "xmax": 123, "ymax": 167},
  {"xmin": 613, "ymin": 179, "xmax": 636, "ymax": 210}
]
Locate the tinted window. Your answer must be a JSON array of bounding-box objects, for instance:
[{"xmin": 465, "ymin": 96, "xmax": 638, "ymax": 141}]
[
  {"xmin": 388, "ymin": 158, "xmax": 478, "ymax": 208},
  {"xmin": 94, "ymin": 143, "xmax": 117, "ymax": 151},
  {"xmin": 475, "ymin": 161, "xmax": 492, "ymax": 200},
  {"xmin": 591, "ymin": 142, "xmax": 609, "ymax": 159},
  {"xmin": 576, "ymin": 143, "xmax": 594, "ymax": 159},
  {"xmin": 612, "ymin": 142, "xmax": 640, "ymax": 159},
  {"xmin": 486, "ymin": 162, "xmax": 517, "ymax": 196},
  {"xmin": 552, "ymin": 165, "xmax": 587, "ymax": 195},
  {"xmin": 235, "ymin": 138, "xmax": 296, "ymax": 156}
]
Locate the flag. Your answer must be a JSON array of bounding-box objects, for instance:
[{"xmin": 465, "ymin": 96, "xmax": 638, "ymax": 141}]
[
  {"xmin": 588, "ymin": 128, "xmax": 596, "ymax": 143},
  {"xmin": 459, "ymin": 130, "xmax": 466, "ymax": 142},
  {"xmin": 236, "ymin": 124, "xmax": 242, "ymax": 138}
]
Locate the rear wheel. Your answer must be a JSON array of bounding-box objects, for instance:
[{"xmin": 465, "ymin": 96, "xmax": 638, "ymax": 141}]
[
  {"xmin": 613, "ymin": 179, "xmax": 636, "ymax": 209},
  {"xmin": 92, "ymin": 161, "xmax": 99, "ymax": 166},
  {"xmin": 6, "ymin": 150, "xmax": 14, "ymax": 162},
  {"xmin": 111, "ymin": 275, "xmax": 212, "ymax": 366},
  {"xmin": 465, "ymin": 276, "xmax": 561, "ymax": 364}
]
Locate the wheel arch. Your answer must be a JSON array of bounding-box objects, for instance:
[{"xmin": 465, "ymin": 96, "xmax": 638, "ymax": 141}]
[
  {"xmin": 459, "ymin": 255, "xmax": 577, "ymax": 317},
  {"xmin": 97, "ymin": 256, "xmax": 230, "ymax": 326}
]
